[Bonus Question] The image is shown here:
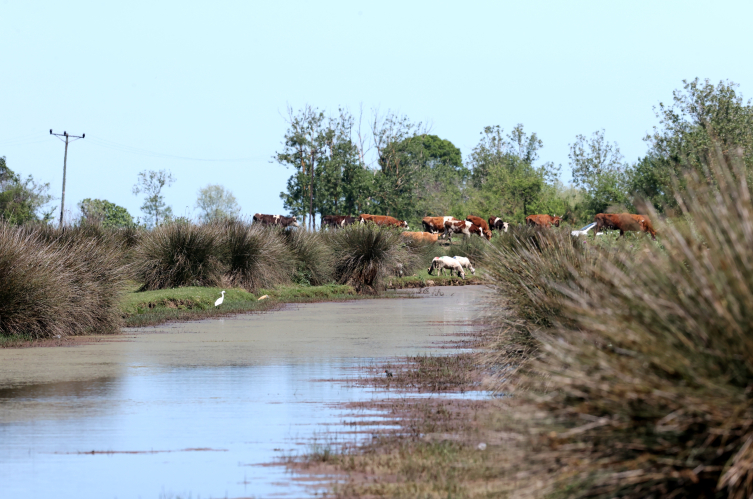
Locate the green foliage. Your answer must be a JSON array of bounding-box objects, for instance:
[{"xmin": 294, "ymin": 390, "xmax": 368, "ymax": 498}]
[
  {"xmin": 0, "ymin": 157, "xmax": 54, "ymax": 225},
  {"xmin": 78, "ymin": 198, "xmax": 134, "ymax": 228},
  {"xmin": 132, "ymin": 169, "xmax": 175, "ymax": 227},
  {"xmin": 195, "ymin": 184, "xmax": 240, "ymax": 222}
]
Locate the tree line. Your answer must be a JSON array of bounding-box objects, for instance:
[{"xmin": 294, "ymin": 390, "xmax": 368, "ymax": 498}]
[{"xmin": 277, "ymin": 78, "xmax": 753, "ymax": 229}]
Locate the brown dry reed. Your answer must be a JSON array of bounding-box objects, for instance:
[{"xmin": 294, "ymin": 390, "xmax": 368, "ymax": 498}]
[
  {"xmin": 485, "ymin": 159, "xmax": 753, "ymax": 497},
  {"xmin": 0, "ymin": 223, "xmax": 128, "ymax": 339}
]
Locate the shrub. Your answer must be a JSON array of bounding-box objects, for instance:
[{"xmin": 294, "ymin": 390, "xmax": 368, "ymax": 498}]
[
  {"xmin": 219, "ymin": 220, "xmax": 294, "ymax": 291},
  {"xmin": 280, "ymin": 228, "xmax": 333, "ymax": 286},
  {"xmin": 498, "ymin": 163, "xmax": 753, "ymax": 497},
  {"xmin": 0, "ymin": 224, "xmax": 127, "ymax": 338},
  {"xmin": 328, "ymin": 224, "xmax": 406, "ymax": 293},
  {"xmin": 134, "ymin": 222, "xmax": 225, "ymax": 290}
]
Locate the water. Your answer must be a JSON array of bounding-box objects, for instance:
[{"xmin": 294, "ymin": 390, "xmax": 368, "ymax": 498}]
[{"xmin": 0, "ymin": 286, "xmax": 485, "ymax": 499}]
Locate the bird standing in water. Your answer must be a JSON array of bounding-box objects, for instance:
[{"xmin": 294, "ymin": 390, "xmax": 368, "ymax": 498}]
[{"xmin": 214, "ymin": 290, "xmax": 225, "ymax": 308}]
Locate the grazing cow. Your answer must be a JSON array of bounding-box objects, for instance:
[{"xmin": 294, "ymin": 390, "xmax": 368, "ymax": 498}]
[
  {"xmin": 422, "ymin": 216, "xmax": 454, "ymax": 234},
  {"xmin": 443, "ymin": 219, "xmax": 472, "ymax": 240},
  {"xmin": 253, "ymin": 213, "xmax": 300, "ymax": 227},
  {"xmin": 488, "ymin": 217, "xmax": 509, "ymax": 233},
  {"xmin": 525, "ymin": 214, "xmax": 562, "ymax": 228},
  {"xmin": 594, "ymin": 213, "xmax": 657, "ymax": 240},
  {"xmin": 427, "ymin": 256, "xmax": 465, "ymax": 279},
  {"xmin": 451, "ymin": 256, "xmax": 475, "ymax": 275},
  {"xmin": 359, "ymin": 214, "xmax": 409, "ymax": 229},
  {"xmin": 465, "ymin": 215, "xmax": 490, "ymax": 233},
  {"xmin": 322, "ymin": 215, "xmax": 357, "ymax": 229},
  {"xmin": 400, "ymin": 232, "xmax": 440, "ymax": 244}
]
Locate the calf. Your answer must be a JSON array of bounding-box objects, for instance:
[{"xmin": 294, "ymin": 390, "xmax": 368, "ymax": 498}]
[
  {"xmin": 427, "ymin": 256, "xmax": 465, "ymax": 279},
  {"xmin": 359, "ymin": 214, "xmax": 409, "ymax": 229},
  {"xmin": 525, "ymin": 214, "xmax": 562, "ymax": 228},
  {"xmin": 451, "ymin": 256, "xmax": 475, "ymax": 275},
  {"xmin": 488, "ymin": 217, "xmax": 509, "ymax": 233},
  {"xmin": 253, "ymin": 213, "xmax": 300, "ymax": 227}
]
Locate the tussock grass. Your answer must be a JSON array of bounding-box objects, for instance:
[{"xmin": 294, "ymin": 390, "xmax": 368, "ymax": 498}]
[
  {"xmin": 134, "ymin": 222, "xmax": 225, "ymax": 290},
  {"xmin": 0, "ymin": 223, "xmax": 127, "ymax": 339},
  {"xmin": 280, "ymin": 228, "xmax": 333, "ymax": 286}
]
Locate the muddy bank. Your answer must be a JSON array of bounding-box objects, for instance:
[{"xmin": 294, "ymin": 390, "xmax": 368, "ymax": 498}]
[{"xmin": 386, "ymin": 276, "xmax": 483, "ymax": 289}]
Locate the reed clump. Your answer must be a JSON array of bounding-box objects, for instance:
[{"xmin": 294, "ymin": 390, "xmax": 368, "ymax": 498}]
[
  {"xmin": 487, "ymin": 163, "xmax": 753, "ymax": 497},
  {"xmin": 0, "ymin": 223, "xmax": 127, "ymax": 339},
  {"xmin": 280, "ymin": 227, "xmax": 333, "ymax": 286}
]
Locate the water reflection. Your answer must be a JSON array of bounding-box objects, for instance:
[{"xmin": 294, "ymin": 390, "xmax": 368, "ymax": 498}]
[{"xmin": 0, "ymin": 286, "xmax": 485, "ymax": 498}]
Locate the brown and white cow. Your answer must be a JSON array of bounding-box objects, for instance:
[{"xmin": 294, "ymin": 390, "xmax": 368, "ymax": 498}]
[
  {"xmin": 525, "ymin": 214, "xmax": 562, "ymax": 228},
  {"xmin": 443, "ymin": 219, "xmax": 472, "ymax": 240},
  {"xmin": 400, "ymin": 231, "xmax": 440, "ymax": 244},
  {"xmin": 253, "ymin": 213, "xmax": 300, "ymax": 227},
  {"xmin": 422, "ymin": 216, "xmax": 455, "ymax": 234},
  {"xmin": 466, "ymin": 215, "xmax": 490, "ymax": 232},
  {"xmin": 594, "ymin": 213, "xmax": 657, "ymax": 240},
  {"xmin": 359, "ymin": 214, "xmax": 409, "ymax": 229},
  {"xmin": 488, "ymin": 217, "xmax": 509, "ymax": 233},
  {"xmin": 322, "ymin": 215, "xmax": 357, "ymax": 228}
]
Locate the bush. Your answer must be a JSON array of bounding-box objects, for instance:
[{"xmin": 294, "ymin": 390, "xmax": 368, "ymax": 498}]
[
  {"xmin": 134, "ymin": 222, "xmax": 225, "ymax": 290},
  {"xmin": 280, "ymin": 228, "xmax": 333, "ymax": 286},
  {"xmin": 494, "ymin": 163, "xmax": 753, "ymax": 496},
  {"xmin": 0, "ymin": 224, "xmax": 127, "ymax": 339},
  {"xmin": 219, "ymin": 220, "xmax": 294, "ymax": 291},
  {"xmin": 328, "ymin": 224, "xmax": 407, "ymax": 293}
]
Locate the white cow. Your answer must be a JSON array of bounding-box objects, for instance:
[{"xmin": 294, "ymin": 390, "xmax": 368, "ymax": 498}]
[
  {"xmin": 427, "ymin": 256, "xmax": 465, "ymax": 279},
  {"xmin": 451, "ymin": 256, "xmax": 475, "ymax": 275}
]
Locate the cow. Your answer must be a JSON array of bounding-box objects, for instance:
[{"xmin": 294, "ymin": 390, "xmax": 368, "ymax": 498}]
[
  {"xmin": 594, "ymin": 213, "xmax": 657, "ymax": 240},
  {"xmin": 322, "ymin": 215, "xmax": 357, "ymax": 229},
  {"xmin": 400, "ymin": 232, "xmax": 440, "ymax": 244},
  {"xmin": 253, "ymin": 213, "xmax": 300, "ymax": 227},
  {"xmin": 525, "ymin": 214, "xmax": 562, "ymax": 228},
  {"xmin": 466, "ymin": 215, "xmax": 490, "ymax": 233},
  {"xmin": 444, "ymin": 220, "xmax": 491, "ymax": 241},
  {"xmin": 451, "ymin": 256, "xmax": 475, "ymax": 275},
  {"xmin": 427, "ymin": 256, "xmax": 465, "ymax": 279},
  {"xmin": 422, "ymin": 216, "xmax": 455, "ymax": 234},
  {"xmin": 359, "ymin": 214, "xmax": 409, "ymax": 229},
  {"xmin": 488, "ymin": 217, "xmax": 509, "ymax": 233}
]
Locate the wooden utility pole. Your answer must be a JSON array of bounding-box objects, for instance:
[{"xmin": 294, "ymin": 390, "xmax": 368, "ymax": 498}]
[{"xmin": 50, "ymin": 129, "xmax": 85, "ymax": 227}]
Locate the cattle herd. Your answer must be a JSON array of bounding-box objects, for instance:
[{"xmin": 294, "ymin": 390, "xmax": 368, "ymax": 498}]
[{"xmin": 252, "ymin": 211, "xmax": 657, "ymax": 240}]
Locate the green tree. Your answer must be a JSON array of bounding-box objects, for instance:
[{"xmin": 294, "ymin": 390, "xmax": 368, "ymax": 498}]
[
  {"xmin": 0, "ymin": 156, "xmax": 54, "ymax": 225},
  {"xmin": 132, "ymin": 169, "xmax": 175, "ymax": 228},
  {"xmin": 195, "ymin": 184, "xmax": 240, "ymax": 222},
  {"xmin": 78, "ymin": 198, "xmax": 134, "ymax": 228}
]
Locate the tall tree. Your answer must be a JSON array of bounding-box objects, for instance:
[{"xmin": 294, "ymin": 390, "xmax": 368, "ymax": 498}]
[
  {"xmin": 195, "ymin": 184, "xmax": 240, "ymax": 222},
  {"xmin": 78, "ymin": 198, "xmax": 134, "ymax": 228},
  {"xmin": 0, "ymin": 156, "xmax": 54, "ymax": 225},
  {"xmin": 132, "ymin": 169, "xmax": 175, "ymax": 228}
]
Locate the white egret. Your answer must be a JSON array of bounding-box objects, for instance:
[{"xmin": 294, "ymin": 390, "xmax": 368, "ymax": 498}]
[{"xmin": 214, "ymin": 290, "xmax": 225, "ymax": 308}]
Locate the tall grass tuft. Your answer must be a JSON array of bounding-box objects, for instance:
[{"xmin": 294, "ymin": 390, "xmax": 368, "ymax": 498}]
[
  {"xmin": 0, "ymin": 224, "xmax": 127, "ymax": 338},
  {"xmin": 280, "ymin": 228, "xmax": 332, "ymax": 286},
  {"xmin": 134, "ymin": 222, "xmax": 225, "ymax": 290},
  {"xmin": 490, "ymin": 160, "xmax": 753, "ymax": 497},
  {"xmin": 328, "ymin": 224, "xmax": 407, "ymax": 293},
  {"xmin": 219, "ymin": 219, "xmax": 294, "ymax": 291}
]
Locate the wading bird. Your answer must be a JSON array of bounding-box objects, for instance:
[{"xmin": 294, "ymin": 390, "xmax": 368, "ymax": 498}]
[{"xmin": 214, "ymin": 290, "xmax": 225, "ymax": 308}]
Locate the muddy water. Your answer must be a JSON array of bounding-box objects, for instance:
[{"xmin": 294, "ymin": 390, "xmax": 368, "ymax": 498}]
[{"xmin": 0, "ymin": 286, "xmax": 485, "ymax": 499}]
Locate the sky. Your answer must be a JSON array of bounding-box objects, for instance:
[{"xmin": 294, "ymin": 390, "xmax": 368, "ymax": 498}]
[{"xmin": 1, "ymin": 0, "xmax": 752, "ymax": 222}]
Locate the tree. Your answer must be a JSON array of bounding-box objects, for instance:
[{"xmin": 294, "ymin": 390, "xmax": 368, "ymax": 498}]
[
  {"xmin": 78, "ymin": 198, "xmax": 134, "ymax": 228},
  {"xmin": 195, "ymin": 184, "xmax": 240, "ymax": 222},
  {"xmin": 132, "ymin": 169, "xmax": 175, "ymax": 228},
  {"xmin": 0, "ymin": 156, "xmax": 54, "ymax": 225}
]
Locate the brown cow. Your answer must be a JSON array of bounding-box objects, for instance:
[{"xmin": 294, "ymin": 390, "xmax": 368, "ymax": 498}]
[
  {"xmin": 488, "ymin": 217, "xmax": 509, "ymax": 233},
  {"xmin": 359, "ymin": 214, "xmax": 409, "ymax": 229},
  {"xmin": 594, "ymin": 213, "xmax": 657, "ymax": 240},
  {"xmin": 253, "ymin": 213, "xmax": 300, "ymax": 227},
  {"xmin": 525, "ymin": 214, "xmax": 562, "ymax": 228},
  {"xmin": 422, "ymin": 216, "xmax": 455, "ymax": 234},
  {"xmin": 466, "ymin": 215, "xmax": 490, "ymax": 233},
  {"xmin": 400, "ymin": 231, "xmax": 439, "ymax": 244},
  {"xmin": 444, "ymin": 220, "xmax": 491, "ymax": 241}
]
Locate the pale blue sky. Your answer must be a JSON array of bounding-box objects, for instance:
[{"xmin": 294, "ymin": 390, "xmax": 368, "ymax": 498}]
[{"xmin": 1, "ymin": 0, "xmax": 751, "ymax": 221}]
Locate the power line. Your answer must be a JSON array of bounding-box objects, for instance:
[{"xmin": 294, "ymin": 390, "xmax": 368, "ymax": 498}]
[
  {"xmin": 50, "ymin": 129, "xmax": 85, "ymax": 228},
  {"xmin": 86, "ymin": 136, "xmax": 267, "ymax": 163}
]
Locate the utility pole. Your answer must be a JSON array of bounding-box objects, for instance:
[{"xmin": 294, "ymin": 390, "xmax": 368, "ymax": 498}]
[{"xmin": 50, "ymin": 129, "xmax": 85, "ymax": 227}]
